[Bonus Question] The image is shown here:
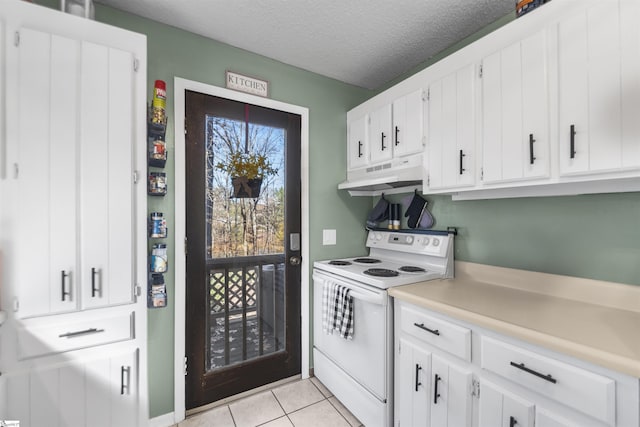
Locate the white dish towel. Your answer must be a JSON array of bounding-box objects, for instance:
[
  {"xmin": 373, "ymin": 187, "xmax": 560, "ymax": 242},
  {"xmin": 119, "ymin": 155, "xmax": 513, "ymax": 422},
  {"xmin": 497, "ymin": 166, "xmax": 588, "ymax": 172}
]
[{"xmin": 322, "ymin": 280, "xmax": 354, "ymax": 340}]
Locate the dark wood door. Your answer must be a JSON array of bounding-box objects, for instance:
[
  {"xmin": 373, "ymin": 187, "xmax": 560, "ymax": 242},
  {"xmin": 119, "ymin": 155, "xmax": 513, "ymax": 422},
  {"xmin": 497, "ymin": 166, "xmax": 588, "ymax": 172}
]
[{"xmin": 184, "ymin": 90, "xmax": 301, "ymax": 409}]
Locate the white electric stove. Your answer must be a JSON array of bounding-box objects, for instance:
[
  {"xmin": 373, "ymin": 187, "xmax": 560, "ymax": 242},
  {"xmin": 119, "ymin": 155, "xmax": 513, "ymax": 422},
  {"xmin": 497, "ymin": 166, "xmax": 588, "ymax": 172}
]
[{"xmin": 312, "ymin": 230, "xmax": 455, "ymax": 427}]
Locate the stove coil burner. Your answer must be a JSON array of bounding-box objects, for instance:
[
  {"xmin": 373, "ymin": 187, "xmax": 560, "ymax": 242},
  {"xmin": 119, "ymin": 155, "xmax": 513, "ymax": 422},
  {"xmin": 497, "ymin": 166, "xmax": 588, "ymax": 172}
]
[
  {"xmin": 353, "ymin": 258, "xmax": 382, "ymax": 264},
  {"xmin": 328, "ymin": 260, "xmax": 352, "ymax": 266},
  {"xmin": 398, "ymin": 266, "xmax": 427, "ymax": 273},
  {"xmin": 363, "ymin": 268, "xmax": 400, "ymax": 277}
]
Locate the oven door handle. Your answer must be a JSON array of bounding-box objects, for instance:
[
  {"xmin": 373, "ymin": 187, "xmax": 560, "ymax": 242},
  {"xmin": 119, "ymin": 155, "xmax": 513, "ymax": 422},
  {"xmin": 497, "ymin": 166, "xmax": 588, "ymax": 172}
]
[
  {"xmin": 313, "ymin": 271, "xmax": 386, "ymax": 306},
  {"xmin": 348, "ymin": 289, "xmax": 385, "ymax": 305}
]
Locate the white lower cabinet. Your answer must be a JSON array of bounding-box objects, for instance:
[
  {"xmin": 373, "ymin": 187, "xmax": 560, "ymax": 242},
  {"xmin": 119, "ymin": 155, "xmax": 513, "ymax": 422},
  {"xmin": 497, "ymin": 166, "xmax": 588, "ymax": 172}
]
[
  {"xmin": 478, "ymin": 379, "xmax": 534, "ymax": 427},
  {"xmin": 396, "ymin": 337, "xmax": 431, "ymax": 427},
  {"xmin": 393, "ymin": 300, "xmax": 640, "ymax": 427},
  {"xmin": 5, "ymin": 347, "xmax": 138, "ymax": 427}
]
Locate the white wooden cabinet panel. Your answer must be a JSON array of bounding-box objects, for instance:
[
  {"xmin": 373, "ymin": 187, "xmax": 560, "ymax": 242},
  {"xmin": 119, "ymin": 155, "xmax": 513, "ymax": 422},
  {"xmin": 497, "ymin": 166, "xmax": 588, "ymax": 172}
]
[
  {"xmin": 430, "ymin": 354, "xmax": 472, "ymax": 427},
  {"xmin": 369, "ymin": 104, "xmax": 393, "ymax": 164},
  {"xmin": 557, "ymin": 1, "xmax": 640, "ymax": 176},
  {"xmin": 49, "ymin": 34, "xmax": 80, "ymax": 314},
  {"xmin": 426, "ymin": 63, "xmax": 475, "ymax": 190},
  {"xmin": 4, "ymin": 349, "xmax": 138, "ymax": 427},
  {"xmin": 396, "ymin": 337, "xmax": 431, "ymax": 427},
  {"xmin": 393, "ymin": 89, "xmax": 424, "ymax": 158},
  {"xmin": 481, "ymin": 29, "xmax": 549, "ymax": 185},
  {"xmin": 80, "ymin": 41, "xmax": 111, "ymax": 310},
  {"xmin": 478, "ymin": 379, "xmax": 534, "ymax": 427},
  {"xmin": 482, "ymin": 335, "xmax": 615, "ymax": 425},
  {"xmin": 106, "ymin": 46, "xmax": 134, "ymax": 307},
  {"xmin": 520, "ymin": 30, "xmax": 549, "ymax": 179},
  {"xmin": 536, "ymin": 407, "xmax": 580, "ymax": 427},
  {"xmin": 13, "ymin": 31, "xmax": 136, "ymax": 317},
  {"xmin": 15, "ymin": 27, "xmax": 53, "ymax": 318},
  {"xmin": 348, "ymin": 115, "xmax": 368, "ymax": 169}
]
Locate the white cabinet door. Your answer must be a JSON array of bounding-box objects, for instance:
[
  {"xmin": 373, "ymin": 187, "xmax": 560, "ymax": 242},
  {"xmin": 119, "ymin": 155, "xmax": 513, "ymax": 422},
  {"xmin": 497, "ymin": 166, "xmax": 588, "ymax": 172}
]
[
  {"xmin": 10, "ymin": 27, "xmax": 135, "ymax": 317},
  {"xmin": 558, "ymin": 0, "xmax": 640, "ymax": 175},
  {"xmin": 481, "ymin": 30, "xmax": 549, "ymax": 184},
  {"xmin": 348, "ymin": 115, "xmax": 368, "ymax": 170},
  {"xmin": 393, "ymin": 89, "xmax": 424, "ymax": 158},
  {"xmin": 80, "ymin": 41, "xmax": 134, "ymax": 310},
  {"xmin": 479, "ymin": 379, "xmax": 534, "ymax": 427},
  {"xmin": 395, "ymin": 337, "xmax": 431, "ymax": 427},
  {"xmin": 3, "ymin": 349, "xmax": 138, "ymax": 427},
  {"xmin": 14, "ymin": 28, "xmax": 79, "ymax": 318},
  {"xmin": 368, "ymin": 104, "xmax": 393, "ymax": 164},
  {"xmin": 426, "ymin": 63, "xmax": 476, "ymax": 190},
  {"xmin": 430, "ymin": 354, "xmax": 473, "ymax": 427}
]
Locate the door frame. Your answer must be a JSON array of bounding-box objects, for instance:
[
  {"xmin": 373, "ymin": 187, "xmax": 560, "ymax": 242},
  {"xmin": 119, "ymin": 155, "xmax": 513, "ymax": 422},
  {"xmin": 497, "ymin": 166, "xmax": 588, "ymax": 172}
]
[{"xmin": 173, "ymin": 77, "xmax": 310, "ymax": 421}]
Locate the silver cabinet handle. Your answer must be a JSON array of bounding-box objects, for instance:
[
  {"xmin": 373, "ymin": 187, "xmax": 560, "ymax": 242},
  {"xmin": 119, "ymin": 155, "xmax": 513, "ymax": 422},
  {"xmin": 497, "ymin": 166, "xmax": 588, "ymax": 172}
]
[
  {"xmin": 121, "ymin": 366, "xmax": 131, "ymax": 395},
  {"xmin": 91, "ymin": 267, "xmax": 100, "ymax": 297},
  {"xmin": 61, "ymin": 270, "xmax": 71, "ymax": 301},
  {"xmin": 59, "ymin": 328, "xmax": 104, "ymax": 338}
]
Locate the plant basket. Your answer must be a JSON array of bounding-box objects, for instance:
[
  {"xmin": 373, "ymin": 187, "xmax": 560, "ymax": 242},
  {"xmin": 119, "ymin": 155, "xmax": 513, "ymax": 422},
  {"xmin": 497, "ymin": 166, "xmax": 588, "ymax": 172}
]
[{"xmin": 231, "ymin": 176, "xmax": 263, "ymax": 198}]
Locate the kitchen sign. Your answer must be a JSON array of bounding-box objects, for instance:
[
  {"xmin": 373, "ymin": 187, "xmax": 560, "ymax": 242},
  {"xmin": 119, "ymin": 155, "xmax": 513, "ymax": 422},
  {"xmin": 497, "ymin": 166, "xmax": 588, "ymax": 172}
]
[{"xmin": 226, "ymin": 71, "xmax": 269, "ymax": 97}]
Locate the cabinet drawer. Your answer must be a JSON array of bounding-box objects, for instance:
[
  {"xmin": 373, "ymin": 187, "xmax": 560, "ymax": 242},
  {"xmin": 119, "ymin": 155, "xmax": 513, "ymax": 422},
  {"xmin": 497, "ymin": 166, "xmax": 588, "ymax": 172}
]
[
  {"xmin": 399, "ymin": 304, "xmax": 471, "ymax": 361},
  {"xmin": 17, "ymin": 312, "xmax": 134, "ymax": 359},
  {"xmin": 481, "ymin": 336, "xmax": 615, "ymax": 425}
]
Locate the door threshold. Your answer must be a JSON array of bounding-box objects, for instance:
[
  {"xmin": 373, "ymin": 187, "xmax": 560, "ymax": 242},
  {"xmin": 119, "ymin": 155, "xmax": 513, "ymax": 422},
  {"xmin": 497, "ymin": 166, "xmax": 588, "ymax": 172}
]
[{"xmin": 186, "ymin": 374, "xmax": 302, "ymax": 416}]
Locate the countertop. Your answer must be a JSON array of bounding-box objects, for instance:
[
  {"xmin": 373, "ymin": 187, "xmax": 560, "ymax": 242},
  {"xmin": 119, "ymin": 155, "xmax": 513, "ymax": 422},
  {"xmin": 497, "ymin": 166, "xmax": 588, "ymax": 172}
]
[{"xmin": 388, "ymin": 261, "xmax": 640, "ymax": 378}]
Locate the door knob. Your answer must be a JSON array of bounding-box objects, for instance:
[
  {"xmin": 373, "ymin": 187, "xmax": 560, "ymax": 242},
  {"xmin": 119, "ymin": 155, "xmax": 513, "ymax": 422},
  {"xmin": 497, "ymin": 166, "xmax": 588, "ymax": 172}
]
[{"xmin": 289, "ymin": 256, "xmax": 302, "ymax": 266}]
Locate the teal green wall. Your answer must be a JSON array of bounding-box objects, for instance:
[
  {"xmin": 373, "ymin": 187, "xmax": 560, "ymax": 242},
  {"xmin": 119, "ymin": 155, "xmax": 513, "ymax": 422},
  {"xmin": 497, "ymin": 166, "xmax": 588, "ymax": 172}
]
[
  {"xmin": 382, "ymin": 192, "xmax": 640, "ymax": 286},
  {"xmin": 37, "ymin": 0, "xmax": 371, "ymax": 418}
]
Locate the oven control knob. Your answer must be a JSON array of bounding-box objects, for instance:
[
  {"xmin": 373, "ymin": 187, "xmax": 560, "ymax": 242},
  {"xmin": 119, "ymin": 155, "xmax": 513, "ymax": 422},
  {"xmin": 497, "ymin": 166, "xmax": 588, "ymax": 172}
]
[
  {"xmin": 422, "ymin": 238, "xmax": 430, "ymax": 246},
  {"xmin": 432, "ymin": 238, "xmax": 440, "ymax": 247},
  {"xmin": 406, "ymin": 236, "xmax": 414, "ymax": 244},
  {"xmin": 375, "ymin": 233, "xmax": 383, "ymax": 241}
]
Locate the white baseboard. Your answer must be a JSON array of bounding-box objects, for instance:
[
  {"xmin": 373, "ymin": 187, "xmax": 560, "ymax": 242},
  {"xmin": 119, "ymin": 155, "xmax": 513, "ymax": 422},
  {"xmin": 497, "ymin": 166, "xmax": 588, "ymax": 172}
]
[{"xmin": 148, "ymin": 412, "xmax": 176, "ymax": 427}]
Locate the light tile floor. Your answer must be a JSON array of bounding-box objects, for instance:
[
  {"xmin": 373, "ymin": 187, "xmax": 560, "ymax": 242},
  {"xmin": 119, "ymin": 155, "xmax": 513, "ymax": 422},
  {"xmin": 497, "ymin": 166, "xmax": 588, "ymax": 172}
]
[{"xmin": 177, "ymin": 377, "xmax": 363, "ymax": 427}]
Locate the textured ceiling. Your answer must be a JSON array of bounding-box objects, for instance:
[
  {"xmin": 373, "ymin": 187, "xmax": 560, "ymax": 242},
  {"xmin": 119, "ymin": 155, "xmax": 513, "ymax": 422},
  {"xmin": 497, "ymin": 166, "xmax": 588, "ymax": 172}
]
[{"xmin": 96, "ymin": 0, "xmax": 514, "ymax": 90}]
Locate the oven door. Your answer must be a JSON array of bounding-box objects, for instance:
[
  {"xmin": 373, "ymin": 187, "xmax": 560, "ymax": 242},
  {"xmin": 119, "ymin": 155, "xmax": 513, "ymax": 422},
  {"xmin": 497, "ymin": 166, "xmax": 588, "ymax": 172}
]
[{"xmin": 312, "ymin": 269, "xmax": 389, "ymax": 400}]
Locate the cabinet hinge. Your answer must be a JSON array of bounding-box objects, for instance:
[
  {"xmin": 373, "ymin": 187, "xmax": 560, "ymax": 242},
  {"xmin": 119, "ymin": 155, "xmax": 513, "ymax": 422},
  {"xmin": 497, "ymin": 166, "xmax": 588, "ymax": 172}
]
[
  {"xmin": 135, "ymin": 284, "xmax": 142, "ymax": 297},
  {"xmin": 480, "ymin": 167, "xmax": 484, "ymax": 181},
  {"xmin": 426, "ymin": 88, "xmax": 430, "ymax": 102},
  {"xmin": 12, "ymin": 297, "xmax": 19, "ymax": 312},
  {"xmin": 421, "ymin": 136, "xmax": 427, "ymax": 147},
  {"xmin": 13, "ymin": 163, "xmax": 19, "ymax": 179},
  {"xmin": 133, "ymin": 58, "xmax": 139, "ymax": 72},
  {"xmin": 133, "ymin": 170, "xmax": 139, "ymax": 184},
  {"xmin": 479, "ymin": 64, "xmax": 483, "ymax": 78},
  {"xmin": 427, "ymin": 175, "xmax": 430, "ymax": 187},
  {"xmin": 421, "ymin": 90, "xmax": 428, "ymax": 102},
  {"xmin": 14, "ymin": 31, "xmax": 19, "ymax": 47},
  {"xmin": 184, "ymin": 356, "xmax": 188, "ymax": 376},
  {"xmin": 471, "ymin": 379, "xmax": 480, "ymax": 398}
]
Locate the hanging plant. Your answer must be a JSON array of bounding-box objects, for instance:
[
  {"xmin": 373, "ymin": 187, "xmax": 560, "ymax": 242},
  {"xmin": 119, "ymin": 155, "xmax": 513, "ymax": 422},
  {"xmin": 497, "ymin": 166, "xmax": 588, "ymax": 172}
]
[{"xmin": 215, "ymin": 152, "xmax": 278, "ymax": 198}]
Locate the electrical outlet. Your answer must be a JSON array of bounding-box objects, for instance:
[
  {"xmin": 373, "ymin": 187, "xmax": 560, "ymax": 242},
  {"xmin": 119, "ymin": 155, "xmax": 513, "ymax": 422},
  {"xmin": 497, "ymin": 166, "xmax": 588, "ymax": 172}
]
[{"xmin": 322, "ymin": 229, "xmax": 337, "ymax": 245}]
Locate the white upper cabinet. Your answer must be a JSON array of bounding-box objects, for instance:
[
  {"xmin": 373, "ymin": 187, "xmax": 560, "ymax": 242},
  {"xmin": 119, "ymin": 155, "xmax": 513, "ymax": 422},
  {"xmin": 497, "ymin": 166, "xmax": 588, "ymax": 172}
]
[
  {"xmin": 426, "ymin": 63, "xmax": 476, "ymax": 190},
  {"xmin": 348, "ymin": 115, "xmax": 369, "ymax": 170},
  {"xmin": 481, "ymin": 29, "xmax": 550, "ymax": 184},
  {"xmin": 346, "ymin": 90, "xmax": 425, "ymax": 173},
  {"xmin": 368, "ymin": 103, "xmax": 393, "ymax": 164},
  {"xmin": 9, "ymin": 26, "xmax": 137, "ymax": 318},
  {"xmin": 393, "ymin": 89, "xmax": 425, "ymax": 158},
  {"xmin": 558, "ymin": 0, "xmax": 640, "ymax": 176}
]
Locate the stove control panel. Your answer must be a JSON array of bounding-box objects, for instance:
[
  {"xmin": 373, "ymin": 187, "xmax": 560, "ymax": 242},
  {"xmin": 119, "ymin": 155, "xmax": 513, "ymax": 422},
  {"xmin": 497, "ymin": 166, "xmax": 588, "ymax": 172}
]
[{"xmin": 367, "ymin": 231, "xmax": 448, "ymax": 256}]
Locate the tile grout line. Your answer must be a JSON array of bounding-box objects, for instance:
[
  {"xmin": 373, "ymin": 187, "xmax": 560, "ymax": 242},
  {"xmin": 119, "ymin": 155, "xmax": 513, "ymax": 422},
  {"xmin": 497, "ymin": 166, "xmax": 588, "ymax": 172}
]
[
  {"xmin": 326, "ymin": 397, "xmax": 360, "ymax": 427},
  {"xmin": 226, "ymin": 404, "xmax": 238, "ymax": 427}
]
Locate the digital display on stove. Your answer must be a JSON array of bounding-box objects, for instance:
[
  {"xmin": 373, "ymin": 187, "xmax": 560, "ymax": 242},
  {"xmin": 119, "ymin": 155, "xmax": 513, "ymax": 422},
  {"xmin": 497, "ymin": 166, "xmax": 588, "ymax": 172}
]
[{"xmin": 388, "ymin": 234, "xmax": 411, "ymax": 245}]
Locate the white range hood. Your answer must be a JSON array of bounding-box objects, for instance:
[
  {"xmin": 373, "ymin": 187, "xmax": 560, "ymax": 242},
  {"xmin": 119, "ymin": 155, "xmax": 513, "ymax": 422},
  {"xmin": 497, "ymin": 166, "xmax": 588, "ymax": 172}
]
[{"xmin": 338, "ymin": 154, "xmax": 424, "ymax": 196}]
